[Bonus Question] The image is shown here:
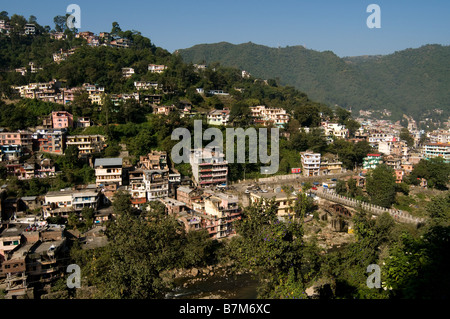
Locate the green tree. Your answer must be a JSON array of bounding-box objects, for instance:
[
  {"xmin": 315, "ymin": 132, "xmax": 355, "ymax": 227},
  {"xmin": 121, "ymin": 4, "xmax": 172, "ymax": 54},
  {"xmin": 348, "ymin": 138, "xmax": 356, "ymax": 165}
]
[
  {"xmin": 399, "ymin": 128, "xmax": 414, "ymax": 147},
  {"xmin": 366, "ymin": 164, "xmax": 397, "ymax": 208}
]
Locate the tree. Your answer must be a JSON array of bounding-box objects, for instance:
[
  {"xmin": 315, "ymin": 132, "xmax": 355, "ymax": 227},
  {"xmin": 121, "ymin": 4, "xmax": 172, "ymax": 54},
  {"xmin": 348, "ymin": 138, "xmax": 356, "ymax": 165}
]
[
  {"xmin": 409, "ymin": 157, "xmax": 449, "ymax": 190},
  {"xmin": 53, "ymin": 15, "xmax": 66, "ymax": 32},
  {"xmin": 111, "ymin": 22, "xmax": 122, "ymax": 37},
  {"xmin": 227, "ymin": 198, "xmax": 315, "ymax": 297},
  {"xmin": 399, "ymin": 128, "xmax": 414, "ymax": 147},
  {"xmin": 366, "ymin": 164, "xmax": 397, "ymax": 208}
]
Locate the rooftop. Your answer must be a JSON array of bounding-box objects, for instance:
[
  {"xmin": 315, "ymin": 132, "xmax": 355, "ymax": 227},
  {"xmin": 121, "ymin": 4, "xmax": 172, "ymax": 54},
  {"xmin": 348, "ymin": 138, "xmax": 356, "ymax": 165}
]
[{"xmin": 94, "ymin": 158, "xmax": 123, "ymax": 167}]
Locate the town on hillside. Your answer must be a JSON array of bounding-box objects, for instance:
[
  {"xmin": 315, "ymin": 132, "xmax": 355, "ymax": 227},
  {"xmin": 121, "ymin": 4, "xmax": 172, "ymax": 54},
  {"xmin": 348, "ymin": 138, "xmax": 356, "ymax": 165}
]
[{"xmin": 0, "ymin": 12, "xmax": 449, "ymax": 301}]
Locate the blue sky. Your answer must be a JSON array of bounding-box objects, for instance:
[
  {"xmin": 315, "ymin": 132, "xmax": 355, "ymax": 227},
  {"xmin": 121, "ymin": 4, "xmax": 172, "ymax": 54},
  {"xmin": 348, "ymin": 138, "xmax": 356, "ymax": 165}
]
[{"xmin": 2, "ymin": 0, "xmax": 449, "ymax": 57}]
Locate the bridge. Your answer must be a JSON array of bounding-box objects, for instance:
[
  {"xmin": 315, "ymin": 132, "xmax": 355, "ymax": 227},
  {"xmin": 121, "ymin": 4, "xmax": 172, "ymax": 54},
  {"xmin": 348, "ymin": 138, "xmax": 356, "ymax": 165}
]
[{"xmin": 311, "ymin": 189, "xmax": 426, "ymax": 226}]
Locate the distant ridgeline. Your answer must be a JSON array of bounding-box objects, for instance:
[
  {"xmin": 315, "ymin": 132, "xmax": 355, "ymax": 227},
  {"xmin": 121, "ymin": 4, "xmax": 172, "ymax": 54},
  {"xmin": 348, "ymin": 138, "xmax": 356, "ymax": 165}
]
[{"xmin": 178, "ymin": 42, "xmax": 450, "ymax": 121}]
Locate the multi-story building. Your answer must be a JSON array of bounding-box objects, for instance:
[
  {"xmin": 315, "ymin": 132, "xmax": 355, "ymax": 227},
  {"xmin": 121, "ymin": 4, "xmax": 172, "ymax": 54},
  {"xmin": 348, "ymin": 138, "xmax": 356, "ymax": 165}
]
[
  {"xmin": 76, "ymin": 117, "xmax": 92, "ymax": 128},
  {"xmin": 134, "ymin": 81, "xmax": 160, "ymax": 91},
  {"xmin": 122, "ymin": 67, "xmax": 135, "ymax": 78},
  {"xmin": 143, "ymin": 170, "xmax": 169, "ymax": 202},
  {"xmin": 0, "ymin": 130, "xmax": 33, "ymax": 154},
  {"xmin": 176, "ymin": 186, "xmax": 203, "ymax": 209},
  {"xmin": 249, "ymin": 105, "xmax": 290, "ymax": 128},
  {"xmin": 250, "ymin": 192, "xmax": 297, "ymax": 220},
  {"xmin": 363, "ymin": 153, "xmax": 383, "ymax": 170},
  {"xmin": 52, "ymin": 111, "xmax": 73, "ymax": 129},
  {"xmin": 320, "ymin": 158, "xmax": 343, "ymax": 175},
  {"xmin": 139, "ymin": 151, "xmax": 168, "ymax": 170},
  {"xmin": 368, "ymin": 133, "xmax": 396, "ymax": 148},
  {"xmin": 0, "ymin": 224, "xmax": 67, "ymax": 299},
  {"xmin": 0, "ymin": 224, "xmax": 26, "ymax": 262},
  {"xmin": 203, "ymin": 192, "xmax": 241, "ymax": 239},
  {"xmin": 207, "ymin": 109, "xmax": 230, "ymax": 126},
  {"xmin": 190, "ymin": 148, "xmax": 228, "ymax": 188},
  {"xmin": 321, "ymin": 122, "xmax": 349, "ymax": 139},
  {"xmin": 384, "ymin": 155, "xmax": 402, "ymax": 170},
  {"xmin": 301, "ymin": 151, "xmax": 321, "ymax": 177},
  {"xmin": 0, "ymin": 145, "xmax": 22, "ymax": 161},
  {"xmin": 43, "ymin": 187, "xmax": 100, "ymax": 218},
  {"xmin": 422, "ymin": 143, "xmax": 450, "ymax": 163},
  {"xmin": 66, "ymin": 135, "xmax": 107, "ymax": 155},
  {"xmin": 94, "ymin": 158, "xmax": 123, "ymax": 187},
  {"xmin": 32, "ymin": 129, "xmax": 66, "ymax": 154},
  {"xmin": 148, "ymin": 64, "xmax": 167, "ymax": 73},
  {"xmin": 127, "ymin": 168, "xmax": 147, "ymax": 208}
]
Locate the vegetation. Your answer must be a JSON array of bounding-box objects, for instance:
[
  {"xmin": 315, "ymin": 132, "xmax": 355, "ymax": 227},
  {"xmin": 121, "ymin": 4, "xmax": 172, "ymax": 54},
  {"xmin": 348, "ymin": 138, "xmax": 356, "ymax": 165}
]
[{"xmin": 179, "ymin": 42, "xmax": 450, "ymax": 121}]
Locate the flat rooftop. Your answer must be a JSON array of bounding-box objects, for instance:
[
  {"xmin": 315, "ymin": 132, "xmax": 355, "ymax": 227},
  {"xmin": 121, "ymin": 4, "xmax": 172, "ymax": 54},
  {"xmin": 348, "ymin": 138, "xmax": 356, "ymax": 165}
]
[{"xmin": 94, "ymin": 158, "xmax": 123, "ymax": 167}]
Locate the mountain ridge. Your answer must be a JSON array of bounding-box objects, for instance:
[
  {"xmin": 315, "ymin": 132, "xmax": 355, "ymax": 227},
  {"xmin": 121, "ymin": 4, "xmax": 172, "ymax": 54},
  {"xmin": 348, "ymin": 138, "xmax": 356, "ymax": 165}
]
[{"xmin": 177, "ymin": 42, "xmax": 450, "ymax": 120}]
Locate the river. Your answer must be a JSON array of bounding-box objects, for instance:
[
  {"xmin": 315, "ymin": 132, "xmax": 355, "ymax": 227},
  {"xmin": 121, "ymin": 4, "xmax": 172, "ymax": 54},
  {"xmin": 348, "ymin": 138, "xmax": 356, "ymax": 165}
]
[{"xmin": 165, "ymin": 272, "xmax": 259, "ymax": 299}]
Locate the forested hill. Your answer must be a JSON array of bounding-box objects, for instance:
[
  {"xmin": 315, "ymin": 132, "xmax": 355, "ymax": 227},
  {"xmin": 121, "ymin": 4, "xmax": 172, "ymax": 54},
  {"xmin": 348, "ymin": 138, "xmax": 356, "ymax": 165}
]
[{"xmin": 177, "ymin": 42, "xmax": 450, "ymax": 120}]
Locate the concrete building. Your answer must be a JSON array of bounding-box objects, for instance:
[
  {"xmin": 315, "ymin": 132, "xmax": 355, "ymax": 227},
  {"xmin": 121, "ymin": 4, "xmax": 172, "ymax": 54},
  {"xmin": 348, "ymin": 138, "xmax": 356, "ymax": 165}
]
[
  {"xmin": 32, "ymin": 129, "xmax": 66, "ymax": 154},
  {"xmin": 203, "ymin": 192, "xmax": 241, "ymax": 239},
  {"xmin": 250, "ymin": 192, "xmax": 297, "ymax": 219},
  {"xmin": 207, "ymin": 109, "xmax": 230, "ymax": 126},
  {"xmin": 363, "ymin": 154, "xmax": 383, "ymax": 170},
  {"xmin": 52, "ymin": 111, "xmax": 73, "ymax": 129},
  {"xmin": 148, "ymin": 64, "xmax": 167, "ymax": 73},
  {"xmin": 143, "ymin": 170, "xmax": 169, "ymax": 202},
  {"xmin": 301, "ymin": 151, "xmax": 321, "ymax": 177},
  {"xmin": 422, "ymin": 143, "xmax": 450, "ymax": 163},
  {"xmin": 249, "ymin": 105, "xmax": 290, "ymax": 128},
  {"xmin": 190, "ymin": 148, "xmax": 228, "ymax": 188},
  {"xmin": 139, "ymin": 151, "xmax": 168, "ymax": 170},
  {"xmin": 66, "ymin": 135, "xmax": 107, "ymax": 155},
  {"xmin": 94, "ymin": 158, "xmax": 123, "ymax": 187}
]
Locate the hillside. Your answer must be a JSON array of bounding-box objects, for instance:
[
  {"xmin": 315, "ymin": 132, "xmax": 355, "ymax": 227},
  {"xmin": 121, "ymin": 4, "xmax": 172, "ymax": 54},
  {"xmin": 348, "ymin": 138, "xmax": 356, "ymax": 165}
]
[{"xmin": 178, "ymin": 42, "xmax": 450, "ymax": 120}]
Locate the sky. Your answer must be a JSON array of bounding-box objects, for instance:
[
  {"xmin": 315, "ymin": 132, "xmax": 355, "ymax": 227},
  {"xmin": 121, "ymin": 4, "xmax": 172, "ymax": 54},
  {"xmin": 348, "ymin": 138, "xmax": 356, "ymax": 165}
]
[{"xmin": 2, "ymin": 0, "xmax": 450, "ymax": 57}]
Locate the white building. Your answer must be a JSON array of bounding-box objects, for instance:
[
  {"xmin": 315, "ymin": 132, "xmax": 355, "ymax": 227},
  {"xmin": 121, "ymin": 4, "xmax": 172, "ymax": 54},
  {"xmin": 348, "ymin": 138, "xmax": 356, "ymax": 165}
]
[
  {"xmin": 143, "ymin": 170, "xmax": 169, "ymax": 201},
  {"xmin": 148, "ymin": 64, "xmax": 167, "ymax": 73},
  {"xmin": 207, "ymin": 109, "xmax": 230, "ymax": 126},
  {"xmin": 249, "ymin": 105, "xmax": 290, "ymax": 128},
  {"xmin": 94, "ymin": 158, "xmax": 123, "ymax": 187},
  {"xmin": 301, "ymin": 151, "xmax": 321, "ymax": 177}
]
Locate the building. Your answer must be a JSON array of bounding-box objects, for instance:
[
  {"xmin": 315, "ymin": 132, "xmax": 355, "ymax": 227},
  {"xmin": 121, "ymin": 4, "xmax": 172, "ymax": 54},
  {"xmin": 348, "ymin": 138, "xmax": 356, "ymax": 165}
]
[
  {"xmin": 134, "ymin": 81, "xmax": 160, "ymax": 91},
  {"xmin": 301, "ymin": 151, "xmax": 321, "ymax": 177},
  {"xmin": 122, "ymin": 67, "xmax": 135, "ymax": 78},
  {"xmin": 159, "ymin": 197, "xmax": 187, "ymax": 216},
  {"xmin": 77, "ymin": 117, "xmax": 92, "ymax": 128},
  {"xmin": 52, "ymin": 111, "xmax": 73, "ymax": 129},
  {"xmin": 250, "ymin": 192, "xmax": 297, "ymax": 219},
  {"xmin": 148, "ymin": 64, "xmax": 167, "ymax": 73},
  {"xmin": 32, "ymin": 129, "xmax": 66, "ymax": 154},
  {"xmin": 94, "ymin": 158, "xmax": 123, "ymax": 187},
  {"xmin": 143, "ymin": 170, "xmax": 169, "ymax": 202},
  {"xmin": 127, "ymin": 168, "xmax": 147, "ymax": 208},
  {"xmin": 1, "ymin": 145, "xmax": 22, "ymax": 161},
  {"xmin": 66, "ymin": 135, "xmax": 107, "ymax": 155},
  {"xmin": 384, "ymin": 155, "xmax": 402, "ymax": 170},
  {"xmin": 43, "ymin": 187, "xmax": 101, "ymax": 218},
  {"xmin": 176, "ymin": 186, "xmax": 203, "ymax": 209},
  {"xmin": 363, "ymin": 154, "xmax": 383, "ymax": 170},
  {"xmin": 422, "ymin": 143, "xmax": 450, "ymax": 163},
  {"xmin": 207, "ymin": 109, "xmax": 230, "ymax": 126},
  {"xmin": 0, "ymin": 130, "xmax": 33, "ymax": 154},
  {"xmin": 139, "ymin": 151, "xmax": 168, "ymax": 170},
  {"xmin": 190, "ymin": 148, "xmax": 228, "ymax": 188},
  {"xmin": 320, "ymin": 158, "xmax": 343, "ymax": 175},
  {"xmin": 249, "ymin": 105, "xmax": 290, "ymax": 128},
  {"xmin": 321, "ymin": 122, "xmax": 349, "ymax": 139},
  {"xmin": 203, "ymin": 192, "xmax": 241, "ymax": 239}
]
